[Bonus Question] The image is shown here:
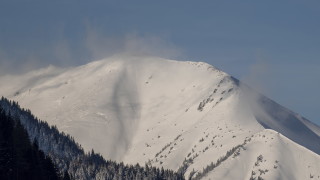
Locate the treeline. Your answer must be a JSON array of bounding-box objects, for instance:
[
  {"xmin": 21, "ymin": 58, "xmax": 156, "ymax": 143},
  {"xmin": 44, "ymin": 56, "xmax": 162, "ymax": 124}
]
[
  {"xmin": 0, "ymin": 97, "xmax": 184, "ymax": 180},
  {"xmin": 0, "ymin": 107, "xmax": 63, "ymax": 180}
]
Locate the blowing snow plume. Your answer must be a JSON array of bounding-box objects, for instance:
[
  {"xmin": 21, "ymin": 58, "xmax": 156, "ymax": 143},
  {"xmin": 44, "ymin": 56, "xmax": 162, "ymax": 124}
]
[
  {"xmin": 0, "ymin": 18, "xmax": 183, "ymax": 76},
  {"xmin": 238, "ymin": 58, "xmax": 320, "ymax": 154},
  {"xmin": 239, "ymin": 81, "xmax": 320, "ymax": 155}
]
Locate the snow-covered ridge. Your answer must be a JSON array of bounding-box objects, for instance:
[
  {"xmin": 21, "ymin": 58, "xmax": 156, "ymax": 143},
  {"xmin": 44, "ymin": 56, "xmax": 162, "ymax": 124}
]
[{"xmin": 0, "ymin": 56, "xmax": 319, "ymax": 179}]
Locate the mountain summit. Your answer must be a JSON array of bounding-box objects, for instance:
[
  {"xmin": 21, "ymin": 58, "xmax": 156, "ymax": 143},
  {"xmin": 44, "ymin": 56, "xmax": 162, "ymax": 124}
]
[{"xmin": 1, "ymin": 56, "xmax": 319, "ymax": 179}]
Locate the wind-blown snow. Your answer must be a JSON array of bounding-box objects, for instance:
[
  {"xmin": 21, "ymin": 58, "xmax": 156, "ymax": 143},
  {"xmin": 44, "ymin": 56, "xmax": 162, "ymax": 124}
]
[{"xmin": 1, "ymin": 56, "xmax": 319, "ymax": 179}]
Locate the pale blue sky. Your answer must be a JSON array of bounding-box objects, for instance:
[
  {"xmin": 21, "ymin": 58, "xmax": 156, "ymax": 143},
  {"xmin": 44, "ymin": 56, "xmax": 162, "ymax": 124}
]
[{"xmin": 0, "ymin": 0, "xmax": 319, "ymax": 124}]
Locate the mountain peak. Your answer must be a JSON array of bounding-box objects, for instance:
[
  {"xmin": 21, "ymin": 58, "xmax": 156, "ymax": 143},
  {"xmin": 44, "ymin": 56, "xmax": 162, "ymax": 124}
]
[{"xmin": 0, "ymin": 57, "xmax": 319, "ymax": 179}]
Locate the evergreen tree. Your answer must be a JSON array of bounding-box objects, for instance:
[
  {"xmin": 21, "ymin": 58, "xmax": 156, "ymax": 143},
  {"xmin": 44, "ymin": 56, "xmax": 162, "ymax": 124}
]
[
  {"xmin": 0, "ymin": 107, "xmax": 61, "ymax": 180},
  {"xmin": 62, "ymin": 170, "xmax": 71, "ymax": 180}
]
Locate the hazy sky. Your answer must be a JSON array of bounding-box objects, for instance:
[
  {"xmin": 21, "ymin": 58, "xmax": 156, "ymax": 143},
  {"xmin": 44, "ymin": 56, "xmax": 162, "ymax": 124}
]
[{"xmin": 0, "ymin": 1, "xmax": 319, "ymax": 125}]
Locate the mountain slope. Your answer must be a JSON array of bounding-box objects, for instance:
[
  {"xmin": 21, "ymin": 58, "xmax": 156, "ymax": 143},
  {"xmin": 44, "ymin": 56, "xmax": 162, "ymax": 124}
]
[
  {"xmin": 0, "ymin": 56, "xmax": 319, "ymax": 179},
  {"xmin": 0, "ymin": 97, "xmax": 184, "ymax": 180}
]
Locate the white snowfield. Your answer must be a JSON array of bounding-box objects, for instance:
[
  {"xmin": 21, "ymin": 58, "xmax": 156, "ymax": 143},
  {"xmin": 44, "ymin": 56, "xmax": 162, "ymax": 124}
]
[{"xmin": 1, "ymin": 56, "xmax": 320, "ymax": 180}]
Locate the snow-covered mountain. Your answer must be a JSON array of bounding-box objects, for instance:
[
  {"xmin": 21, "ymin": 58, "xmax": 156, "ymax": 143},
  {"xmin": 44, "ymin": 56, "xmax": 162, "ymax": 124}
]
[{"xmin": 1, "ymin": 56, "xmax": 320, "ymax": 180}]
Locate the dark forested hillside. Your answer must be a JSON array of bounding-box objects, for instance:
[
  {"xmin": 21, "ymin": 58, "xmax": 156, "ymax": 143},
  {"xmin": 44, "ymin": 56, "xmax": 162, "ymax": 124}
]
[
  {"xmin": 0, "ymin": 107, "xmax": 61, "ymax": 180},
  {"xmin": 0, "ymin": 97, "xmax": 184, "ymax": 180}
]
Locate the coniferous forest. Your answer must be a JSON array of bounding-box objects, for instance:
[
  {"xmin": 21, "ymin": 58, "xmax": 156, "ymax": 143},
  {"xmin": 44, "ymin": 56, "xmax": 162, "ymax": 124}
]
[
  {"xmin": 0, "ymin": 97, "xmax": 184, "ymax": 180},
  {"xmin": 0, "ymin": 108, "xmax": 60, "ymax": 180}
]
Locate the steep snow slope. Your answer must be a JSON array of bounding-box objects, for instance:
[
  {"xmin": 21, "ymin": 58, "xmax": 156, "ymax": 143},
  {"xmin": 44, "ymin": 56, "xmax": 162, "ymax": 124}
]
[
  {"xmin": 202, "ymin": 129, "xmax": 320, "ymax": 180},
  {"xmin": 0, "ymin": 56, "xmax": 319, "ymax": 179}
]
